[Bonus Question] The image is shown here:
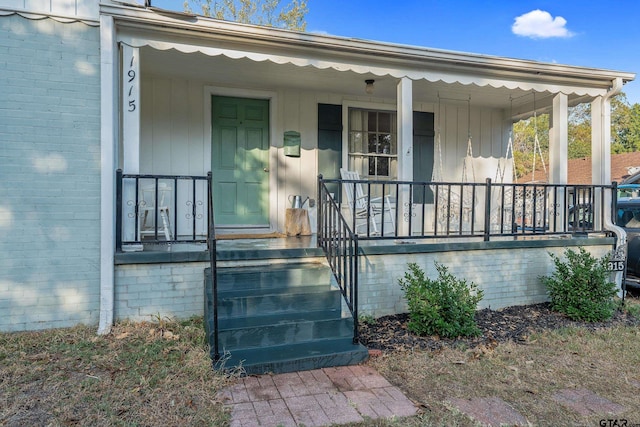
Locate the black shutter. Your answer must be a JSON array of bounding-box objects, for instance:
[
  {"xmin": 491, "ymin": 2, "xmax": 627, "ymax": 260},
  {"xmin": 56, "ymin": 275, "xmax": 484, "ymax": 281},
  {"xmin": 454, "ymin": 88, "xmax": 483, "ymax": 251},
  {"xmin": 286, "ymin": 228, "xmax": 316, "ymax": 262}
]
[
  {"xmin": 318, "ymin": 104, "xmax": 343, "ymax": 201},
  {"xmin": 413, "ymin": 111, "xmax": 435, "ymax": 203}
]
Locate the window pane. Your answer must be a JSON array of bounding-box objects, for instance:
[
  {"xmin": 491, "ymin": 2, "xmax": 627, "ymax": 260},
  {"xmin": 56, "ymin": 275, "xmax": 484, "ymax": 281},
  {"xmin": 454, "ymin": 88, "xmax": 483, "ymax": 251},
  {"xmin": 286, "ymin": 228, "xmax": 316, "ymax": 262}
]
[
  {"xmin": 368, "ymin": 111, "xmax": 377, "ymax": 132},
  {"xmin": 350, "ymin": 132, "xmax": 364, "ymax": 153},
  {"xmin": 378, "ymin": 112, "xmax": 391, "ymax": 133},
  {"xmin": 349, "ymin": 109, "xmax": 363, "ymax": 131},
  {"xmin": 380, "ymin": 134, "xmax": 391, "ymax": 154},
  {"xmin": 368, "ymin": 134, "xmax": 378, "ymax": 154},
  {"xmin": 348, "ymin": 108, "xmax": 397, "ymax": 179},
  {"xmin": 388, "ymin": 134, "xmax": 397, "ymax": 155},
  {"xmin": 379, "ymin": 157, "xmax": 389, "ymax": 176}
]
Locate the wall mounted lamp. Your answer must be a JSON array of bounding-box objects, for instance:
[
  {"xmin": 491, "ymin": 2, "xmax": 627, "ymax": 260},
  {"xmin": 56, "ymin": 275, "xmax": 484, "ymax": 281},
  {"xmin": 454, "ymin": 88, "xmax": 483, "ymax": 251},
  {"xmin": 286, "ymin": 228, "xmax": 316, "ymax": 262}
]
[{"xmin": 365, "ymin": 79, "xmax": 375, "ymax": 94}]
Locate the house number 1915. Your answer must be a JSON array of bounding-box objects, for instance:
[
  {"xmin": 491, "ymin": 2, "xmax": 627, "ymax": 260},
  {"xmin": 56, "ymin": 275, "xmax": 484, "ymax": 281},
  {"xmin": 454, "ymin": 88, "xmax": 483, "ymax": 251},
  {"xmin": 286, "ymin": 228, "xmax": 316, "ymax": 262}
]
[{"xmin": 127, "ymin": 56, "xmax": 136, "ymax": 112}]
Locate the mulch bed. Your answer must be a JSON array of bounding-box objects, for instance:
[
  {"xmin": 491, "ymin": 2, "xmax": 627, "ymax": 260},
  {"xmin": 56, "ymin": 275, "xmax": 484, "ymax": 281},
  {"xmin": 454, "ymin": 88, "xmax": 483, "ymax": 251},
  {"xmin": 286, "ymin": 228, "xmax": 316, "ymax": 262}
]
[{"xmin": 359, "ymin": 301, "xmax": 640, "ymax": 352}]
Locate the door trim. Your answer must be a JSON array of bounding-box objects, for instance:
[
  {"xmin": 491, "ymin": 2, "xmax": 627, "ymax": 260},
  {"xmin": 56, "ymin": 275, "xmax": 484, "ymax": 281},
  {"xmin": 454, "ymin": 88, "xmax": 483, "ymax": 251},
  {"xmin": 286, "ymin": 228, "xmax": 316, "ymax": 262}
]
[{"xmin": 204, "ymin": 86, "xmax": 279, "ymax": 232}]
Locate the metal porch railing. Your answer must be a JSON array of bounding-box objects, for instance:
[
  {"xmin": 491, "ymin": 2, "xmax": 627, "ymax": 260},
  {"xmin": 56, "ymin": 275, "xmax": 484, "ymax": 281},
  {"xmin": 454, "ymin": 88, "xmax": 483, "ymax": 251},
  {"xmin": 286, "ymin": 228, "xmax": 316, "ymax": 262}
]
[
  {"xmin": 116, "ymin": 170, "xmax": 210, "ymax": 249},
  {"xmin": 318, "ymin": 175, "xmax": 360, "ymax": 344},
  {"xmin": 319, "ymin": 176, "xmax": 618, "ymax": 242}
]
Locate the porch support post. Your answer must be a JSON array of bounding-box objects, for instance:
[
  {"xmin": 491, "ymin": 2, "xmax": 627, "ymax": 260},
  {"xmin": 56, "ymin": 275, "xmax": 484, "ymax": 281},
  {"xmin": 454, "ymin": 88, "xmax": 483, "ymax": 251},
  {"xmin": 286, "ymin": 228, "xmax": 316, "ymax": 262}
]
[
  {"xmin": 591, "ymin": 96, "xmax": 609, "ymax": 186},
  {"xmin": 121, "ymin": 45, "xmax": 141, "ymax": 244},
  {"xmin": 98, "ymin": 15, "xmax": 117, "ymax": 335},
  {"xmin": 549, "ymin": 92, "xmax": 568, "ymax": 229},
  {"xmin": 122, "ymin": 44, "xmax": 141, "ymax": 173},
  {"xmin": 397, "ymin": 77, "xmax": 413, "ymax": 236},
  {"xmin": 591, "ymin": 96, "xmax": 606, "ymax": 230},
  {"xmin": 549, "ymin": 92, "xmax": 568, "ymax": 184}
]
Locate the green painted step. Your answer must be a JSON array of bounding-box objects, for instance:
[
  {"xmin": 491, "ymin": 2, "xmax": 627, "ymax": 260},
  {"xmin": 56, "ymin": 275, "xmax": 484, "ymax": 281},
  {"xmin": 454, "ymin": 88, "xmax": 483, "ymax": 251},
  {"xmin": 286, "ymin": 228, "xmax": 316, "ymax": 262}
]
[
  {"xmin": 204, "ymin": 262, "xmax": 369, "ymax": 375},
  {"xmin": 219, "ymin": 315, "xmax": 355, "ymax": 349},
  {"xmin": 218, "ymin": 307, "xmax": 342, "ymax": 330},
  {"xmin": 218, "ymin": 287, "xmax": 341, "ymax": 318},
  {"xmin": 217, "ymin": 283, "xmax": 333, "ymax": 300},
  {"xmin": 217, "ymin": 263, "xmax": 331, "ymax": 291},
  {"xmin": 215, "ymin": 337, "xmax": 369, "ymax": 376}
]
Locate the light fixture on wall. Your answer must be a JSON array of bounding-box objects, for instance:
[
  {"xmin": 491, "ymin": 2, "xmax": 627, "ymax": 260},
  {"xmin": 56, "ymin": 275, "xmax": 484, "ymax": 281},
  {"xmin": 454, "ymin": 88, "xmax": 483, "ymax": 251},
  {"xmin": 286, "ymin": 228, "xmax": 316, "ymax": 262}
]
[{"xmin": 365, "ymin": 79, "xmax": 375, "ymax": 94}]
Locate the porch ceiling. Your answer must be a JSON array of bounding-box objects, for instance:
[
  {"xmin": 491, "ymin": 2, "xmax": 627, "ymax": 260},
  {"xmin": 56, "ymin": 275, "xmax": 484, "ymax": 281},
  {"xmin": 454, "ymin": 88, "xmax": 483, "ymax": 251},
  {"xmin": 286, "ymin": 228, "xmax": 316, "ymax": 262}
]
[{"xmin": 140, "ymin": 46, "xmax": 559, "ymax": 113}]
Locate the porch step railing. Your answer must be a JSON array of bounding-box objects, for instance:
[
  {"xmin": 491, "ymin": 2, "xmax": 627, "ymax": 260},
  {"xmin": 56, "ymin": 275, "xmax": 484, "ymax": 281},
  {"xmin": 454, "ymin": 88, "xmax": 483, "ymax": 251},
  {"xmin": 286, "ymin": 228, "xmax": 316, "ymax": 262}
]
[
  {"xmin": 206, "ymin": 172, "xmax": 219, "ymax": 361},
  {"xmin": 319, "ymin": 176, "xmax": 618, "ymax": 241},
  {"xmin": 317, "ymin": 175, "xmax": 360, "ymax": 344}
]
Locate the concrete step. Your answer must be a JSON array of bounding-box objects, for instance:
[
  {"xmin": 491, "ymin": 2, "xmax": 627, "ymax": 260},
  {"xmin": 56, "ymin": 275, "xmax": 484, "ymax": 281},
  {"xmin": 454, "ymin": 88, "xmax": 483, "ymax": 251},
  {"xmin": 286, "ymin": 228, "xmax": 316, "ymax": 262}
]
[
  {"xmin": 217, "ymin": 263, "xmax": 332, "ymax": 291},
  {"xmin": 204, "ymin": 262, "xmax": 368, "ymax": 375},
  {"xmin": 217, "ymin": 307, "xmax": 342, "ymax": 330},
  {"xmin": 217, "ymin": 283, "xmax": 332, "ymax": 300},
  {"xmin": 215, "ymin": 337, "xmax": 370, "ymax": 376},
  {"xmin": 219, "ymin": 315, "xmax": 355, "ymax": 349},
  {"xmin": 217, "ymin": 287, "xmax": 342, "ymax": 319}
]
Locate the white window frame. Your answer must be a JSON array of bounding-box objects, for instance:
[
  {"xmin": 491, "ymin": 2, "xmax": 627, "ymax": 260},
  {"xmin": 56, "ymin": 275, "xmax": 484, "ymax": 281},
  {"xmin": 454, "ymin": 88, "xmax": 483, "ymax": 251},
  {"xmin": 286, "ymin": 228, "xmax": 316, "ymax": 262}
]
[{"xmin": 341, "ymin": 100, "xmax": 397, "ymax": 180}]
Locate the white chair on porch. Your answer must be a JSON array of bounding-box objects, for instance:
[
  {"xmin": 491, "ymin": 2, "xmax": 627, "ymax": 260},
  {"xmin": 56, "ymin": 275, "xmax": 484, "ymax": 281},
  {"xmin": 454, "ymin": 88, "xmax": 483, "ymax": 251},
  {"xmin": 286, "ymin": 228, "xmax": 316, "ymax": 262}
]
[
  {"xmin": 139, "ymin": 182, "xmax": 173, "ymax": 241},
  {"xmin": 340, "ymin": 169, "xmax": 395, "ymax": 235}
]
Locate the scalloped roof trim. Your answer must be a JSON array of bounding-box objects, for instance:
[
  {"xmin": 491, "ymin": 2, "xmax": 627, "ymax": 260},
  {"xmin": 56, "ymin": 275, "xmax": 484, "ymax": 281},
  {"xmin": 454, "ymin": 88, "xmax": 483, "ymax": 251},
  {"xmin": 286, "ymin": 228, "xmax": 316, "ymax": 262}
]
[
  {"xmin": 0, "ymin": 9, "xmax": 99, "ymax": 26},
  {"xmin": 122, "ymin": 38, "xmax": 607, "ymax": 98}
]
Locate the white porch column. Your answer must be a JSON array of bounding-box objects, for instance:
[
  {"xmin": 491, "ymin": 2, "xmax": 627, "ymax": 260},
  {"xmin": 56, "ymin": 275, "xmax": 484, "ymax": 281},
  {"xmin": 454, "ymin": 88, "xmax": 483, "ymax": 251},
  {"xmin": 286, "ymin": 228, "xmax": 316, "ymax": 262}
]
[
  {"xmin": 397, "ymin": 77, "xmax": 413, "ymax": 236},
  {"xmin": 98, "ymin": 15, "xmax": 117, "ymax": 335},
  {"xmin": 122, "ymin": 44, "xmax": 141, "ymax": 172},
  {"xmin": 591, "ymin": 96, "xmax": 609, "ymax": 185},
  {"xmin": 591, "ymin": 95, "xmax": 610, "ymax": 232},
  {"xmin": 121, "ymin": 45, "xmax": 141, "ymax": 244},
  {"xmin": 549, "ymin": 93, "xmax": 568, "ymax": 184},
  {"xmin": 549, "ymin": 93, "xmax": 568, "ymax": 229}
]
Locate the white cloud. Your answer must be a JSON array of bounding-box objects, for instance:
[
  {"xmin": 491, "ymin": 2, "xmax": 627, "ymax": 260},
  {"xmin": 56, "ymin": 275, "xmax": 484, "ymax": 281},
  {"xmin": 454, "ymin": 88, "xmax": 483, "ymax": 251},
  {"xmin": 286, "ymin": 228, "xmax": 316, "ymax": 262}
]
[{"xmin": 512, "ymin": 10, "xmax": 574, "ymax": 39}]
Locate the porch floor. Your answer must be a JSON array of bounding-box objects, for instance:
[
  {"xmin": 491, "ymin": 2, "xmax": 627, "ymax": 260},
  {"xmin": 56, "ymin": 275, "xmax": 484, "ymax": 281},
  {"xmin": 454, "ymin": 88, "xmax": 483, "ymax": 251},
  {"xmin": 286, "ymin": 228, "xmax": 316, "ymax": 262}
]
[
  {"xmin": 132, "ymin": 232, "xmax": 586, "ymax": 255},
  {"xmin": 116, "ymin": 233, "xmax": 606, "ymax": 264}
]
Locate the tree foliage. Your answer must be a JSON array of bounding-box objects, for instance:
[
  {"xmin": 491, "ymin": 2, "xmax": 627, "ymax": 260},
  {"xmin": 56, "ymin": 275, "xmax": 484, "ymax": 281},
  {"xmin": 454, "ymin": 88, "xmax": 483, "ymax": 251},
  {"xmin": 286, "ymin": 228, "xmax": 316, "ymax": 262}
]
[
  {"xmin": 512, "ymin": 113, "xmax": 549, "ymax": 179},
  {"xmin": 184, "ymin": 0, "xmax": 308, "ymax": 30},
  {"xmin": 511, "ymin": 93, "xmax": 640, "ymax": 177}
]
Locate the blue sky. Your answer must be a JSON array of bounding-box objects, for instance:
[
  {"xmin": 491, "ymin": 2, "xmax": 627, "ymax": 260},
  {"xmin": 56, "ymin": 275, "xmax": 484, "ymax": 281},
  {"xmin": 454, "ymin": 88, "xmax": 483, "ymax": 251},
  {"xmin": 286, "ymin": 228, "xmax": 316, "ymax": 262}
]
[{"xmin": 151, "ymin": 0, "xmax": 640, "ymax": 104}]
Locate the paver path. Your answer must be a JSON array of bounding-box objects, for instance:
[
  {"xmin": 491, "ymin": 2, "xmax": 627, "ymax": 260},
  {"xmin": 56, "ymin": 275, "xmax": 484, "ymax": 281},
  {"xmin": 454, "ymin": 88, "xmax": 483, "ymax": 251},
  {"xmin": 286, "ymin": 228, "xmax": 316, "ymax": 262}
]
[
  {"xmin": 220, "ymin": 366, "xmax": 631, "ymax": 426},
  {"xmin": 218, "ymin": 365, "xmax": 418, "ymax": 427}
]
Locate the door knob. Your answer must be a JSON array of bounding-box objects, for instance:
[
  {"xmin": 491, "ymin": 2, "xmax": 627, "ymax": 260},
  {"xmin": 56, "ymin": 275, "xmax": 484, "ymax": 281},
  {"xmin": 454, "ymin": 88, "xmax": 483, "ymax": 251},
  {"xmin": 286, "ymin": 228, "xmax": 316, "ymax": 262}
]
[{"xmin": 263, "ymin": 168, "xmax": 269, "ymax": 172}]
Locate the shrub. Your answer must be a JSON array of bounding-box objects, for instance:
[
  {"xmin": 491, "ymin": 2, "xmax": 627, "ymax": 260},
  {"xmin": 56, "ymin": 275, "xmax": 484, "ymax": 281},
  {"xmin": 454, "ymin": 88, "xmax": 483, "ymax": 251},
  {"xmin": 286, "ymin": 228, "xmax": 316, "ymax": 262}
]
[
  {"xmin": 540, "ymin": 247, "xmax": 618, "ymax": 322},
  {"xmin": 398, "ymin": 262, "xmax": 484, "ymax": 338}
]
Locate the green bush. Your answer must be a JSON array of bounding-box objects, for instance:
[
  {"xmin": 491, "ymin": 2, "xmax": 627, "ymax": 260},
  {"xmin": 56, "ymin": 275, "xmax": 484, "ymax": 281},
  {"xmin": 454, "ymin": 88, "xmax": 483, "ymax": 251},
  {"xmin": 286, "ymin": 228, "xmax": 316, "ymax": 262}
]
[
  {"xmin": 540, "ymin": 247, "xmax": 618, "ymax": 322},
  {"xmin": 398, "ymin": 262, "xmax": 484, "ymax": 338}
]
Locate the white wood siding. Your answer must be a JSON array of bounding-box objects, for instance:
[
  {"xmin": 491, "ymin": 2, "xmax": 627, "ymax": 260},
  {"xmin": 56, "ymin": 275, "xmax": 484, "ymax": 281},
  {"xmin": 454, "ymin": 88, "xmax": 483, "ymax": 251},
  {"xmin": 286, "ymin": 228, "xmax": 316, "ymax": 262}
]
[
  {"xmin": 0, "ymin": 0, "xmax": 98, "ymax": 19},
  {"xmin": 140, "ymin": 75, "xmax": 510, "ymax": 232},
  {"xmin": 436, "ymin": 103, "xmax": 510, "ymax": 183}
]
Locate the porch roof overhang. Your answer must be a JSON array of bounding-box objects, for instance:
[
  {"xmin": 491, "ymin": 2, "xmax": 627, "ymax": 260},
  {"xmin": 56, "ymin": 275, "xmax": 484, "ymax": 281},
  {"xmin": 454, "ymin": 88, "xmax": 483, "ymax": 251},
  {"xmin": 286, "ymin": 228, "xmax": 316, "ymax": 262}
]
[{"xmin": 101, "ymin": 2, "xmax": 635, "ymax": 113}]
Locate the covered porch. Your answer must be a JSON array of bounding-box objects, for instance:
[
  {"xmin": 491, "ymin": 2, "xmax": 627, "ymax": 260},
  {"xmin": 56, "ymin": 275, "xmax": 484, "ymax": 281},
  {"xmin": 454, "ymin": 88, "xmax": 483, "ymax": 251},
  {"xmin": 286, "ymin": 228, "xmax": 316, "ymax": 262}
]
[
  {"xmin": 101, "ymin": 4, "xmax": 634, "ymax": 247},
  {"xmin": 99, "ymin": 4, "xmax": 632, "ymax": 369}
]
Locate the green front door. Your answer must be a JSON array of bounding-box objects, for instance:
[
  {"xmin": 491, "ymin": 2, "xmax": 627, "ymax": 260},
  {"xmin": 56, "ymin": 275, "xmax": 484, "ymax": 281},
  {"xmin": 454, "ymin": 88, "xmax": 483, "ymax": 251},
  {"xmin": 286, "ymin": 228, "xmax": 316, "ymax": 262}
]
[{"xmin": 211, "ymin": 96, "xmax": 270, "ymax": 227}]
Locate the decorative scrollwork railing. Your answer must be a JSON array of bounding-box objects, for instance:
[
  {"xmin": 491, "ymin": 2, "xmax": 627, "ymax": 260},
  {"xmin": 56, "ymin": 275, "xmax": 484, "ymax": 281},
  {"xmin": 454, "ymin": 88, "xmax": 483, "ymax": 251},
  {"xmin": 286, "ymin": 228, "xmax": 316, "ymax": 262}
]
[{"xmin": 116, "ymin": 170, "xmax": 210, "ymax": 250}]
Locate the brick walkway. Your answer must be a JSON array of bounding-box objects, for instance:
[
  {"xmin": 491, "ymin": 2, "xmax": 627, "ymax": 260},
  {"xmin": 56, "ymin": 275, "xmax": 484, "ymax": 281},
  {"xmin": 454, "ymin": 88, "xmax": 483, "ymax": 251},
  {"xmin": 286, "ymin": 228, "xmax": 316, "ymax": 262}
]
[
  {"xmin": 219, "ymin": 366, "xmax": 634, "ymax": 426},
  {"xmin": 217, "ymin": 365, "xmax": 418, "ymax": 427}
]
